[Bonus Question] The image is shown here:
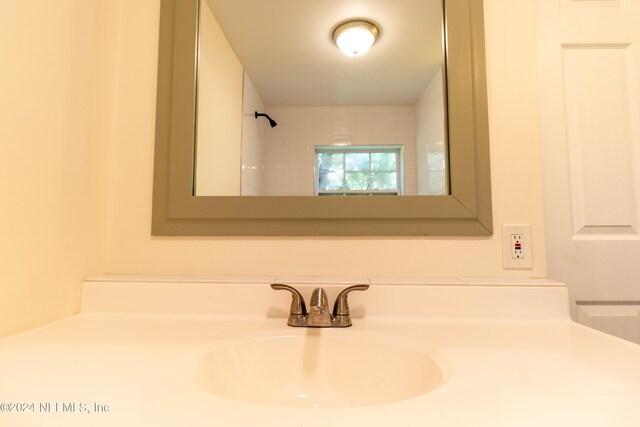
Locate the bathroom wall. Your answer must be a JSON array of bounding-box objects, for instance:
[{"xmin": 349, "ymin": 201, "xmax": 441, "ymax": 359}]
[
  {"xmin": 106, "ymin": 0, "xmax": 547, "ymax": 278},
  {"xmin": 0, "ymin": 1, "xmax": 121, "ymax": 336},
  {"xmin": 261, "ymin": 106, "xmax": 418, "ymax": 196},
  {"xmin": 241, "ymin": 72, "xmax": 265, "ymax": 196},
  {"xmin": 416, "ymin": 69, "xmax": 447, "ymax": 195},
  {"xmin": 194, "ymin": 0, "xmax": 243, "ymax": 196}
]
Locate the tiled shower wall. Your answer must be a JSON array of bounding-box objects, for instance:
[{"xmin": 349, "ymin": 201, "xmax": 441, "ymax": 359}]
[
  {"xmin": 259, "ymin": 106, "xmax": 417, "ymax": 195},
  {"xmin": 240, "ymin": 72, "xmax": 265, "ymax": 195}
]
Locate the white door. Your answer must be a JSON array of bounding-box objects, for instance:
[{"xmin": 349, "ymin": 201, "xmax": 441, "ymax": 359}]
[{"xmin": 536, "ymin": 0, "xmax": 640, "ymax": 343}]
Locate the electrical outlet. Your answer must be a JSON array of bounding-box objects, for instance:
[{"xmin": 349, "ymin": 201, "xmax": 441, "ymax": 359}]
[
  {"xmin": 502, "ymin": 225, "xmax": 532, "ymax": 269},
  {"xmin": 512, "ymin": 234, "xmax": 524, "ymax": 259}
]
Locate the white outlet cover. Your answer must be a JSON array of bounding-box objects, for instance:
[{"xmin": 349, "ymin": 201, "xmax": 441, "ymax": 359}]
[{"xmin": 502, "ymin": 224, "xmax": 532, "ymax": 269}]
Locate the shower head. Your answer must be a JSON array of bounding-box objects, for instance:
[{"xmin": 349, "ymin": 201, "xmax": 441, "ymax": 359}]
[{"xmin": 255, "ymin": 111, "xmax": 277, "ymax": 128}]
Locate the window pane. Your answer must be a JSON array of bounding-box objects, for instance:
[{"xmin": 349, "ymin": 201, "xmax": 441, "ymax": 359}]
[
  {"xmin": 345, "ymin": 172, "xmax": 371, "ymax": 190},
  {"xmin": 317, "ymin": 153, "xmax": 344, "ymax": 173},
  {"xmin": 345, "ymin": 153, "xmax": 370, "ymax": 171},
  {"xmin": 315, "ymin": 146, "xmax": 403, "ymax": 195},
  {"xmin": 371, "ymin": 172, "xmax": 397, "ymax": 191},
  {"xmin": 371, "ymin": 152, "xmax": 397, "ymax": 171},
  {"xmin": 318, "ymin": 172, "xmax": 345, "ymax": 190}
]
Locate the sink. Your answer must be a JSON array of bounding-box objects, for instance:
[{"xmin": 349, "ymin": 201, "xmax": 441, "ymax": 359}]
[{"xmin": 191, "ymin": 332, "xmax": 448, "ymax": 408}]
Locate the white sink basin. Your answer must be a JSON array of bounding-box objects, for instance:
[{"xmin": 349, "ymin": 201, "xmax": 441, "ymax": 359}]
[{"xmin": 191, "ymin": 332, "xmax": 448, "ymax": 408}]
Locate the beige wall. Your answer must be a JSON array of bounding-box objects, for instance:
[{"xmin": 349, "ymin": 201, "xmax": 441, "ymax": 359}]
[
  {"xmin": 0, "ymin": 0, "xmax": 547, "ymax": 337},
  {"xmin": 107, "ymin": 0, "xmax": 546, "ymax": 278},
  {"xmin": 0, "ymin": 0, "xmax": 547, "ymax": 338},
  {"xmin": 0, "ymin": 1, "xmax": 121, "ymax": 336},
  {"xmin": 194, "ymin": 1, "xmax": 243, "ymax": 196}
]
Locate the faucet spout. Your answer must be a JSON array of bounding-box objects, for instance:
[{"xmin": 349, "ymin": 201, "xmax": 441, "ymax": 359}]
[
  {"xmin": 309, "ymin": 287, "xmax": 328, "ymax": 309},
  {"xmin": 307, "ymin": 288, "xmax": 332, "ymax": 327}
]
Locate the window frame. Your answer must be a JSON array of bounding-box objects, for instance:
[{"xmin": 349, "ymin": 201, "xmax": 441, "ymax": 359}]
[{"xmin": 315, "ymin": 146, "xmax": 404, "ymax": 196}]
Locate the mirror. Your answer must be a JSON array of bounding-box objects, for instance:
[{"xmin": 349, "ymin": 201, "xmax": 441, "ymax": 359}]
[
  {"xmin": 152, "ymin": 0, "xmax": 492, "ymax": 235},
  {"xmin": 194, "ymin": 0, "xmax": 448, "ymax": 197}
]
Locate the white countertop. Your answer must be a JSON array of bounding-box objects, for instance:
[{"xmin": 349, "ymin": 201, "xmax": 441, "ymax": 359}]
[{"xmin": 0, "ymin": 277, "xmax": 639, "ymax": 427}]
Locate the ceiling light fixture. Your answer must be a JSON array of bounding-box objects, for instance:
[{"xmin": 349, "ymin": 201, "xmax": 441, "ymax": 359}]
[{"xmin": 332, "ymin": 19, "xmax": 380, "ymax": 58}]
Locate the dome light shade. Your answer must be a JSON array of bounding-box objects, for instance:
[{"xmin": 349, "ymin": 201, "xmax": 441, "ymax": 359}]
[{"xmin": 332, "ymin": 20, "xmax": 380, "ymax": 57}]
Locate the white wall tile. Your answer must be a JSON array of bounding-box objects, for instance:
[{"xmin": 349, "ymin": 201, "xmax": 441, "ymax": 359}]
[
  {"xmin": 241, "ymin": 72, "xmax": 265, "ymax": 195},
  {"xmin": 260, "ymin": 106, "xmax": 418, "ymax": 195}
]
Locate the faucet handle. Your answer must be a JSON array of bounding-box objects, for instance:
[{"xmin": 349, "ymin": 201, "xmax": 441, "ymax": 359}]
[
  {"xmin": 332, "ymin": 284, "xmax": 370, "ymax": 327},
  {"xmin": 271, "ymin": 284, "xmax": 307, "ymax": 327}
]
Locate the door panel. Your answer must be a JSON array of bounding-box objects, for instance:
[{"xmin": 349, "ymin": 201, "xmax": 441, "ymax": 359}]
[{"xmin": 537, "ymin": 0, "xmax": 640, "ymax": 343}]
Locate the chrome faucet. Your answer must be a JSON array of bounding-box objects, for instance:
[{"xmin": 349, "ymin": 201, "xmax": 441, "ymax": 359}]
[{"xmin": 271, "ymin": 284, "xmax": 369, "ymax": 327}]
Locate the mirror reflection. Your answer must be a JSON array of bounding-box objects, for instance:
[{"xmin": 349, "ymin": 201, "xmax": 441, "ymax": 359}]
[{"xmin": 194, "ymin": 0, "xmax": 448, "ymax": 197}]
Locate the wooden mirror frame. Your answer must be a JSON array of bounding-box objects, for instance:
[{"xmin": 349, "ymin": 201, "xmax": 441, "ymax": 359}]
[{"xmin": 152, "ymin": 0, "xmax": 492, "ymax": 236}]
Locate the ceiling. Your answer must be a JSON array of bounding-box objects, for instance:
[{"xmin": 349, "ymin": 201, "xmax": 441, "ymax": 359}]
[{"xmin": 203, "ymin": 0, "xmax": 445, "ymax": 107}]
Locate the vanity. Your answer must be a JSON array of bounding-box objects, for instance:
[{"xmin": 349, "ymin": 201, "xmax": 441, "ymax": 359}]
[{"xmin": 1, "ymin": 277, "xmax": 639, "ymax": 427}]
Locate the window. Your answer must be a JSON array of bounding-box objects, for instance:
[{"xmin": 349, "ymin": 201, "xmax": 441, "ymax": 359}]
[{"xmin": 315, "ymin": 146, "xmax": 403, "ymax": 195}]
